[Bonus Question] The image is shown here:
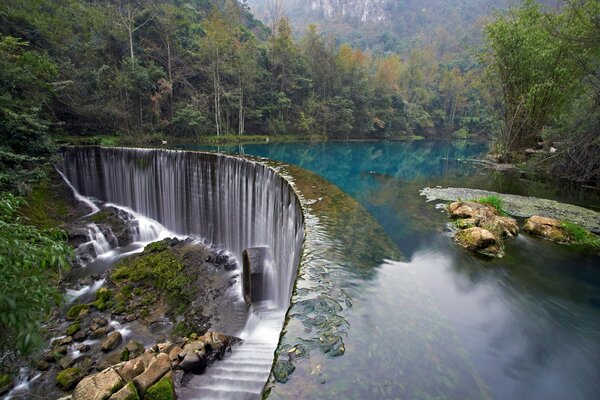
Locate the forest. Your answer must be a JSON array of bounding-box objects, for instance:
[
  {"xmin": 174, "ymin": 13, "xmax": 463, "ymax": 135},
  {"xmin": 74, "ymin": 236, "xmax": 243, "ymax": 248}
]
[{"xmin": 0, "ymin": 0, "xmax": 599, "ymax": 372}]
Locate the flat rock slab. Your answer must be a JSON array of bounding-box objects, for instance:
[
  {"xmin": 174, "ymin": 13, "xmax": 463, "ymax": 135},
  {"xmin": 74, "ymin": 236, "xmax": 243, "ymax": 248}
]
[{"xmin": 421, "ymin": 187, "xmax": 600, "ymax": 233}]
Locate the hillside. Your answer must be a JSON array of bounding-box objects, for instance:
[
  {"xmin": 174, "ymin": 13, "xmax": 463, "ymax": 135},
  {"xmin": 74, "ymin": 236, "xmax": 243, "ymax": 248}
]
[{"xmin": 245, "ymin": 0, "xmax": 558, "ymax": 53}]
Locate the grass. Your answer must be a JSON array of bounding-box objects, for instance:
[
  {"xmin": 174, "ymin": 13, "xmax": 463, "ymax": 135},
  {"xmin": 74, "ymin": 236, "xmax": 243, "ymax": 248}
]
[
  {"xmin": 561, "ymin": 221, "xmax": 600, "ymax": 248},
  {"xmin": 476, "ymin": 195, "xmax": 508, "ymax": 216}
]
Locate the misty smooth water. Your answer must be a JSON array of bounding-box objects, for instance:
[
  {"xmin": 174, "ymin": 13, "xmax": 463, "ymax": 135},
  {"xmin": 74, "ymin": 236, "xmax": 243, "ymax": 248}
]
[{"xmin": 181, "ymin": 140, "xmax": 600, "ymax": 400}]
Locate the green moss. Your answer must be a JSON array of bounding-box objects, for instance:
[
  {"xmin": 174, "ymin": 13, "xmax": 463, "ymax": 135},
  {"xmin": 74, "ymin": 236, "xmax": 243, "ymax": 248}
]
[
  {"xmin": 112, "ymin": 241, "xmax": 190, "ymax": 307},
  {"xmin": 476, "ymin": 195, "xmax": 508, "ymax": 216},
  {"xmin": 144, "ymin": 374, "xmax": 175, "ymax": 400},
  {"xmin": 561, "ymin": 221, "xmax": 600, "ymax": 247},
  {"xmin": 0, "ymin": 374, "xmax": 12, "ymax": 392},
  {"xmin": 66, "ymin": 304, "xmax": 89, "ymax": 320},
  {"xmin": 55, "ymin": 367, "xmax": 82, "ymax": 390},
  {"xmin": 66, "ymin": 321, "xmax": 81, "ymax": 336},
  {"xmin": 93, "ymin": 298, "xmax": 109, "ymax": 311},
  {"xmin": 120, "ymin": 382, "xmax": 140, "ymax": 400},
  {"xmin": 96, "ymin": 287, "xmax": 112, "ymax": 302}
]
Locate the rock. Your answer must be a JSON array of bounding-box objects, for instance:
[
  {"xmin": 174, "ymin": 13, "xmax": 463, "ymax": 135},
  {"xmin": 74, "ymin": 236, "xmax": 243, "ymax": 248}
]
[
  {"xmin": 132, "ymin": 353, "xmax": 171, "ymax": 397},
  {"xmin": 96, "ymin": 351, "xmax": 124, "ymax": 372},
  {"xmin": 272, "ymin": 359, "xmax": 295, "ymax": 384},
  {"xmin": 102, "ymin": 331, "xmax": 123, "ymax": 352},
  {"xmin": 36, "ymin": 360, "xmax": 50, "ymax": 371},
  {"xmin": 144, "ymin": 372, "xmax": 175, "ymax": 400},
  {"xmin": 73, "ymin": 330, "xmax": 88, "ymax": 342},
  {"xmin": 121, "ymin": 357, "xmax": 146, "ymax": 382},
  {"xmin": 66, "ymin": 322, "xmax": 81, "ymax": 336},
  {"xmin": 177, "ymin": 340, "xmax": 207, "ymax": 374},
  {"xmin": 201, "ymin": 332, "xmax": 236, "ymax": 365},
  {"xmin": 124, "ymin": 340, "xmax": 145, "ymax": 360},
  {"xmin": 89, "ymin": 326, "xmax": 110, "ymax": 339},
  {"xmin": 448, "ymin": 201, "xmax": 496, "ymax": 219},
  {"xmin": 455, "ymin": 227, "xmax": 503, "ymax": 258},
  {"xmin": 157, "ymin": 341, "xmax": 174, "ymax": 354},
  {"xmin": 109, "ymin": 381, "xmax": 140, "ymax": 400},
  {"xmin": 0, "ymin": 374, "xmax": 14, "ymax": 396},
  {"xmin": 77, "ymin": 343, "xmax": 91, "ymax": 353},
  {"xmin": 75, "ymin": 357, "xmax": 96, "ymax": 374},
  {"xmin": 484, "ymin": 216, "xmax": 519, "ymax": 238},
  {"xmin": 90, "ymin": 317, "xmax": 109, "ymax": 331},
  {"xmin": 524, "ymin": 216, "xmax": 570, "ymax": 242},
  {"xmin": 73, "ymin": 368, "xmax": 125, "ymax": 400},
  {"xmin": 168, "ymin": 346, "xmax": 183, "ymax": 362},
  {"xmin": 59, "ymin": 355, "xmax": 75, "ymax": 370},
  {"xmin": 53, "ymin": 336, "xmax": 73, "ymax": 348},
  {"xmin": 56, "ymin": 367, "xmax": 83, "ymax": 390},
  {"xmin": 140, "ymin": 352, "xmax": 157, "ymax": 369}
]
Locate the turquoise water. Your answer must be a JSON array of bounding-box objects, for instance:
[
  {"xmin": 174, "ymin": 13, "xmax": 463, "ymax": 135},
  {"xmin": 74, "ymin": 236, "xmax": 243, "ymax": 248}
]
[{"xmin": 180, "ymin": 140, "xmax": 600, "ymax": 400}]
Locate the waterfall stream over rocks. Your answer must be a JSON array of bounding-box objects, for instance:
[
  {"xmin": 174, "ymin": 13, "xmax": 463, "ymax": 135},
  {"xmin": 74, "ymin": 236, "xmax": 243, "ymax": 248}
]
[{"xmin": 59, "ymin": 147, "xmax": 305, "ymax": 399}]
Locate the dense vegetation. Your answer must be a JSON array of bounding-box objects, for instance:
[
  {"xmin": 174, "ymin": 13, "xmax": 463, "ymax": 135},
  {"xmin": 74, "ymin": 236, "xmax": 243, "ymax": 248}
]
[{"xmin": 0, "ymin": 0, "xmax": 496, "ymax": 142}]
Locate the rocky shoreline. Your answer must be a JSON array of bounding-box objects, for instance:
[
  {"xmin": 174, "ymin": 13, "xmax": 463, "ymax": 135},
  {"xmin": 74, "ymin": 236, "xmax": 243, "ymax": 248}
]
[{"xmin": 421, "ymin": 187, "xmax": 600, "ymax": 234}]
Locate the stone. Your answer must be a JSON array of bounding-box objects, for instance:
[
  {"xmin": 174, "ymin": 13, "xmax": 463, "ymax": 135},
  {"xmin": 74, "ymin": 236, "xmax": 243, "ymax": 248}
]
[
  {"xmin": 524, "ymin": 216, "xmax": 570, "ymax": 242},
  {"xmin": 90, "ymin": 317, "xmax": 109, "ymax": 332},
  {"xmin": 132, "ymin": 353, "xmax": 171, "ymax": 397},
  {"xmin": 157, "ymin": 341, "xmax": 174, "ymax": 354},
  {"xmin": 77, "ymin": 343, "xmax": 91, "ymax": 353},
  {"xmin": 89, "ymin": 326, "xmax": 110, "ymax": 339},
  {"xmin": 177, "ymin": 340, "xmax": 207, "ymax": 374},
  {"xmin": 56, "ymin": 367, "xmax": 83, "ymax": 390},
  {"xmin": 59, "ymin": 355, "xmax": 75, "ymax": 370},
  {"xmin": 484, "ymin": 216, "xmax": 519, "ymax": 238},
  {"xmin": 53, "ymin": 336, "xmax": 73, "ymax": 348},
  {"xmin": 36, "ymin": 360, "xmax": 50, "ymax": 371},
  {"xmin": 448, "ymin": 201, "xmax": 496, "ymax": 220},
  {"xmin": 140, "ymin": 352, "xmax": 157, "ymax": 368},
  {"xmin": 0, "ymin": 374, "xmax": 14, "ymax": 396},
  {"xmin": 73, "ymin": 330, "xmax": 88, "ymax": 342},
  {"xmin": 168, "ymin": 346, "xmax": 183, "ymax": 362},
  {"xmin": 73, "ymin": 368, "xmax": 125, "ymax": 400},
  {"xmin": 125, "ymin": 340, "xmax": 146, "ymax": 359},
  {"xmin": 455, "ymin": 227, "xmax": 503, "ymax": 258},
  {"xmin": 102, "ymin": 331, "xmax": 123, "ymax": 352},
  {"xmin": 109, "ymin": 381, "xmax": 140, "ymax": 400},
  {"xmin": 144, "ymin": 372, "xmax": 175, "ymax": 400},
  {"xmin": 121, "ymin": 357, "xmax": 146, "ymax": 382},
  {"xmin": 96, "ymin": 351, "xmax": 125, "ymax": 372}
]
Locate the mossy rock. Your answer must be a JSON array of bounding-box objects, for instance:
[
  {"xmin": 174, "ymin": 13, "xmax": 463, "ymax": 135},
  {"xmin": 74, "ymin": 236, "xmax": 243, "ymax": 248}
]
[
  {"xmin": 66, "ymin": 321, "xmax": 81, "ymax": 336},
  {"xmin": 144, "ymin": 373, "xmax": 175, "ymax": 400},
  {"xmin": 56, "ymin": 367, "xmax": 83, "ymax": 390},
  {"xmin": 96, "ymin": 287, "xmax": 112, "ymax": 302},
  {"xmin": 272, "ymin": 359, "xmax": 295, "ymax": 383},
  {"xmin": 66, "ymin": 304, "xmax": 89, "ymax": 320},
  {"xmin": 112, "ymin": 381, "xmax": 140, "ymax": 400},
  {"xmin": 0, "ymin": 374, "xmax": 14, "ymax": 395}
]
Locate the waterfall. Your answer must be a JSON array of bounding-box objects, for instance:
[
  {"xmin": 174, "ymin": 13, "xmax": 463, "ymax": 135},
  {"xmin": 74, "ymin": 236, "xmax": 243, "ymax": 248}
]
[{"xmin": 59, "ymin": 147, "xmax": 305, "ymax": 399}]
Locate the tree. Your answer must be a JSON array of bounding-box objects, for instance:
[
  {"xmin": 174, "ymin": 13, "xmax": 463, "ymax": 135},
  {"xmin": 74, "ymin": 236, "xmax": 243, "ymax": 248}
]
[{"xmin": 483, "ymin": 0, "xmax": 586, "ymax": 159}]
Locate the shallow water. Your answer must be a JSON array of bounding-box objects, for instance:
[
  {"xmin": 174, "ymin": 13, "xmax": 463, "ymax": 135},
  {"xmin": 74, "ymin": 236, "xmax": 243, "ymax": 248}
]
[{"xmin": 180, "ymin": 140, "xmax": 600, "ymax": 400}]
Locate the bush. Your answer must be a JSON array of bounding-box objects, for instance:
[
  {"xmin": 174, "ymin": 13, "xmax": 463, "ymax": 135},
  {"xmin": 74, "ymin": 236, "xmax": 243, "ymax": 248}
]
[{"xmin": 0, "ymin": 194, "xmax": 72, "ymax": 359}]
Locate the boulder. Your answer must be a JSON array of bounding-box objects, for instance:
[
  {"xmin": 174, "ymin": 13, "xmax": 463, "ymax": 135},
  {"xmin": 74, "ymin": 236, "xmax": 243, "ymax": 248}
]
[
  {"xmin": 90, "ymin": 317, "xmax": 109, "ymax": 332},
  {"xmin": 73, "ymin": 368, "xmax": 124, "ymax": 400},
  {"xmin": 56, "ymin": 367, "xmax": 84, "ymax": 390},
  {"xmin": 102, "ymin": 331, "xmax": 123, "ymax": 352},
  {"xmin": 448, "ymin": 201, "xmax": 496, "ymax": 219},
  {"xmin": 124, "ymin": 340, "xmax": 145, "ymax": 360},
  {"xmin": 121, "ymin": 357, "xmax": 146, "ymax": 382},
  {"xmin": 59, "ymin": 355, "xmax": 75, "ymax": 370},
  {"xmin": 177, "ymin": 340, "xmax": 207, "ymax": 373},
  {"xmin": 109, "ymin": 381, "xmax": 140, "ymax": 400},
  {"xmin": 484, "ymin": 216, "xmax": 519, "ymax": 238},
  {"xmin": 144, "ymin": 372, "xmax": 175, "ymax": 400},
  {"xmin": 168, "ymin": 346, "xmax": 183, "ymax": 362},
  {"xmin": 455, "ymin": 227, "xmax": 503, "ymax": 258},
  {"xmin": 132, "ymin": 353, "xmax": 171, "ymax": 397},
  {"xmin": 524, "ymin": 216, "xmax": 570, "ymax": 242}
]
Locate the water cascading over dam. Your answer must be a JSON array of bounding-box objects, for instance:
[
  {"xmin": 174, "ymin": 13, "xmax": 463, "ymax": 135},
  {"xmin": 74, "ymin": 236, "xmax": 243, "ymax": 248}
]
[{"xmin": 59, "ymin": 147, "xmax": 305, "ymax": 399}]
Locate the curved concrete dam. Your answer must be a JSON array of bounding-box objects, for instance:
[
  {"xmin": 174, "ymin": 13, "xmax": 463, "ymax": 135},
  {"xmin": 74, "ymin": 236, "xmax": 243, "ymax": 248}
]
[{"xmin": 60, "ymin": 147, "xmax": 490, "ymax": 399}]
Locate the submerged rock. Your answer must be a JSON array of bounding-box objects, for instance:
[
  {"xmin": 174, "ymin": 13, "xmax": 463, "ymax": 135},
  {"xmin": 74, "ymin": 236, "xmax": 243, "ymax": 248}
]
[
  {"xmin": 524, "ymin": 216, "xmax": 569, "ymax": 243},
  {"xmin": 455, "ymin": 227, "xmax": 504, "ymax": 258}
]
